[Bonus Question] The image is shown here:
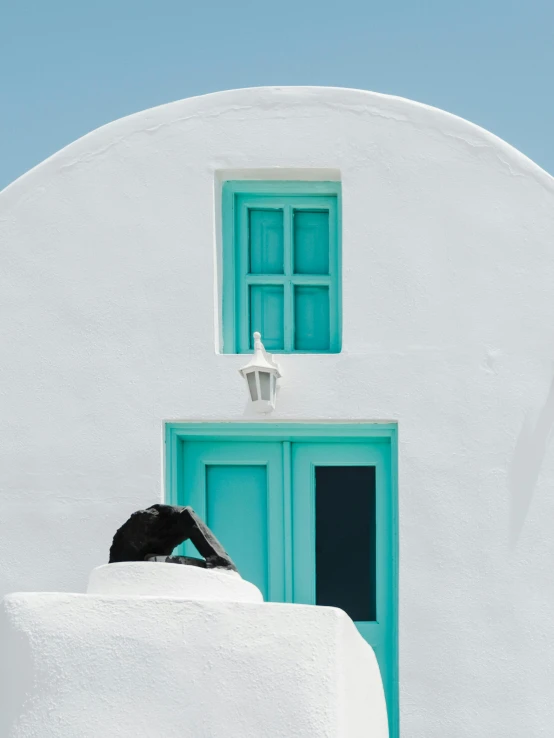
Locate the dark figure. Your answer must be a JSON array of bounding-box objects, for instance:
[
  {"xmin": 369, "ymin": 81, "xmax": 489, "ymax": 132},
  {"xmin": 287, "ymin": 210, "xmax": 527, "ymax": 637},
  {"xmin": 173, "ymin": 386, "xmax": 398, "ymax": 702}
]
[{"xmin": 109, "ymin": 504, "xmax": 237, "ymax": 571}]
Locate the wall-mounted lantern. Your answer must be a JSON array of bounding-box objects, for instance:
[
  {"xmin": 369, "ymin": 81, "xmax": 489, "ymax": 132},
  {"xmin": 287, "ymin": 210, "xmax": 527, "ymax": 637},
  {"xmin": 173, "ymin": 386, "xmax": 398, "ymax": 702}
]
[{"xmin": 239, "ymin": 332, "xmax": 281, "ymax": 413}]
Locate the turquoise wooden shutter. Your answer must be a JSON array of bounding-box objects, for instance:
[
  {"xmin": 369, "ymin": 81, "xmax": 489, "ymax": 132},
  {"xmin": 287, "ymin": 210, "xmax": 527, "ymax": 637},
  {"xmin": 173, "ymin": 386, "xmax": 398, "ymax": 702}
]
[
  {"xmin": 222, "ymin": 181, "xmax": 341, "ymax": 354},
  {"xmin": 248, "ymin": 208, "xmax": 285, "ymax": 350}
]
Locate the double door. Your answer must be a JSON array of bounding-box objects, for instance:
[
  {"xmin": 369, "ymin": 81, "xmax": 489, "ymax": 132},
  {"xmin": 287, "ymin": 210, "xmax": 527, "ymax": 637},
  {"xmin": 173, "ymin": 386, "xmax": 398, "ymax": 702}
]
[{"xmin": 177, "ymin": 437, "xmax": 396, "ymax": 733}]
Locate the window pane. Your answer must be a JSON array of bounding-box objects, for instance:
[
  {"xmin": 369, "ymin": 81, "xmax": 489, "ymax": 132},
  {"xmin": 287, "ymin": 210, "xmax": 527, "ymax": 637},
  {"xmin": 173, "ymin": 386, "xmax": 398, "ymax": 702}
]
[
  {"xmin": 294, "ymin": 210, "xmax": 329, "ymax": 274},
  {"xmin": 315, "ymin": 466, "xmax": 376, "ymax": 622},
  {"xmin": 250, "ymin": 285, "xmax": 284, "ymax": 350},
  {"xmin": 294, "ymin": 286, "xmax": 330, "ymax": 351},
  {"xmin": 249, "ymin": 209, "xmax": 284, "ymax": 274}
]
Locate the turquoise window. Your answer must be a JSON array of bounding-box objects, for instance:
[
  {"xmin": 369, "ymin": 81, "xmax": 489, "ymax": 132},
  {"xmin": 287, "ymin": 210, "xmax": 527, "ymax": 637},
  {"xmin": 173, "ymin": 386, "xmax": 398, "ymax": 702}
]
[{"xmin": 222, "ymin": 181, "xmax": 342, "ymax": 353}]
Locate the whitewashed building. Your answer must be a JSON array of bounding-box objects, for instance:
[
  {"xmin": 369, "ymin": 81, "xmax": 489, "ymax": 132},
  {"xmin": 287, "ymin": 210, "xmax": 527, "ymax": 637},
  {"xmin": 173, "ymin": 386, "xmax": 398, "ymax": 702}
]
[{"xmin": 1, "ymin": 86, "xmax": 554, "ymax": 737}]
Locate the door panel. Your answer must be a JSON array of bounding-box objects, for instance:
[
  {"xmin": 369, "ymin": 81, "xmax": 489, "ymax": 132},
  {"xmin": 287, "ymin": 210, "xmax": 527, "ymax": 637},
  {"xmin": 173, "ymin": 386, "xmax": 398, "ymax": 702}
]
[
  {"xmin": 206, "ymin": 465, "xmax": 269, "ymax": 597},
  {"xmin": 181, "ymin": 441, "xmax": 284, "ymax": 601},
  {"xmin": 291, "ymin": 441, "xmax": 394, "ymax": 723}
]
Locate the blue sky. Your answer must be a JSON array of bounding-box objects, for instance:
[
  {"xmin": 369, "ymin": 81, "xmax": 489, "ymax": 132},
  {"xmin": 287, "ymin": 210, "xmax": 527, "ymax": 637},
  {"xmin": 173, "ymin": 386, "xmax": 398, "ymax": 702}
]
[{"xmin": 1, "ymin": 0, "xmax": 553, "ymax": 191}]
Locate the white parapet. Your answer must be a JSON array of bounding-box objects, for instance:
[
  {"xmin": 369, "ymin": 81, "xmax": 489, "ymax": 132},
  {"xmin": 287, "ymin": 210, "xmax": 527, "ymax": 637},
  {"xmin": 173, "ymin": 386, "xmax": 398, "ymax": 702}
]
[
  {"xmin": 87, "ymin": 561, "xmax": 265, "ymax": 601},
  {"xmin": 0, "ymin": 563, "xmax": 388, "ymax": 738}
]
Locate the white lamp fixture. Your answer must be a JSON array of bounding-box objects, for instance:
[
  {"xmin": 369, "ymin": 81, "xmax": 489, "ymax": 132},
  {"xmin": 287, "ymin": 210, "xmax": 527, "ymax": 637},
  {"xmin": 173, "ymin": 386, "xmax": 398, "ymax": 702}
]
[{"xmin": 239, "ymin": 332, "xmax": 281, "ymax": 413}]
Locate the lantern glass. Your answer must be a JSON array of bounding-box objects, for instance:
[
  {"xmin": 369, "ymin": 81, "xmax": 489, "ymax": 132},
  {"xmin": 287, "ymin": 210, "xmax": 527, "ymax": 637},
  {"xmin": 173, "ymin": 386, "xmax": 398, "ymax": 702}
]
[
  {"xmin": 259, "ymin": 371, "xmax": 271, "ymax": 401},
  {"xmin": 246, "ymin": 372, "xmax": 258, "ymax": 401}
]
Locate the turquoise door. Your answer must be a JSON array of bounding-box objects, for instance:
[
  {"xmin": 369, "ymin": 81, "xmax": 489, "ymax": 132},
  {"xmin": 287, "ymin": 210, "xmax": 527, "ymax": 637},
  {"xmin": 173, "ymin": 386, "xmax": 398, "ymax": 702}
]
[
  {"xmin": 174, "ymin": 432, "xmax": 397, "ymax": 737},
  {"xmin": 291, "ymin": 441, "xmax": 395, "ymax": 725},
  {"xmin": 181, "ymin": 441, "xmax": 285, "ymax": 601}
]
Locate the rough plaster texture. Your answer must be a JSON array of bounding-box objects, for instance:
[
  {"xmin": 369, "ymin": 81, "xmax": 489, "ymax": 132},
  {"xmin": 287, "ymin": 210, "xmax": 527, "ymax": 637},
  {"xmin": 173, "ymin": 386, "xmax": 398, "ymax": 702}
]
[
  {"xmin": 1, "ymin": 86, "xmax": 554, "ymax": 735},
  {"xmin": 87, "ymin": 561, "xmax": 263, "ymax": 601},
  {"xmin": 0, "ymin": 572, "xmax": 388, "ymax": 737}
]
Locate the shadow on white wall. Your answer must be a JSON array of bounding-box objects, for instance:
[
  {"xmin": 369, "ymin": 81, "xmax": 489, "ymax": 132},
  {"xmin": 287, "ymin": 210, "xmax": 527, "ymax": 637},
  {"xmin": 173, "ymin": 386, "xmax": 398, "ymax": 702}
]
[{"xmin": 510, "ymin": 373, "xmax": 554, "ymax": 547}]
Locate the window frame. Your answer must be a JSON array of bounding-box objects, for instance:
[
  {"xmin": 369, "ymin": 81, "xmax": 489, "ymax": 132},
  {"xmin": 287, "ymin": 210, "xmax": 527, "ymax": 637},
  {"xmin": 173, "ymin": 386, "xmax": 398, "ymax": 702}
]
[{"xmin": 222, "ymin": 180, "xmax": 342, "ymax": 354}]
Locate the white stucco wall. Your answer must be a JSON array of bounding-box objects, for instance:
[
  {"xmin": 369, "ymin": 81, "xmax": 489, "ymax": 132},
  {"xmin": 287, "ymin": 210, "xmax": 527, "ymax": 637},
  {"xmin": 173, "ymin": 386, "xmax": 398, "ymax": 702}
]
[{"xmin": 1, "ymin": 86, "xmax": 554, "ymax": 736}]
